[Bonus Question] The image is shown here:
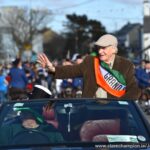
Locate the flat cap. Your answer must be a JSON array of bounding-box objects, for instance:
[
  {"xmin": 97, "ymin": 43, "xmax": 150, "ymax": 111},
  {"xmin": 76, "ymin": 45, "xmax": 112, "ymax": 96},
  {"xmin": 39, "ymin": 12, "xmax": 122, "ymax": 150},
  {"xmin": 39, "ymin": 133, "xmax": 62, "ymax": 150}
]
[{"xmin": 95, "ymin": 34, "xmax": 118, "ymax": 47}]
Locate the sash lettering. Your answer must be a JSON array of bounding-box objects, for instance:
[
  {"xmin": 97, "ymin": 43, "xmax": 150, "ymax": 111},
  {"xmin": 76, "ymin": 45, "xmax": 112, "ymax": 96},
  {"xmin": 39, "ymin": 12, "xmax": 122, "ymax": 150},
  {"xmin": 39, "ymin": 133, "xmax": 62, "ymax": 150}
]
[{"xmin": 94, "ymin": 57, "xmax": 126, "ymax": 97}]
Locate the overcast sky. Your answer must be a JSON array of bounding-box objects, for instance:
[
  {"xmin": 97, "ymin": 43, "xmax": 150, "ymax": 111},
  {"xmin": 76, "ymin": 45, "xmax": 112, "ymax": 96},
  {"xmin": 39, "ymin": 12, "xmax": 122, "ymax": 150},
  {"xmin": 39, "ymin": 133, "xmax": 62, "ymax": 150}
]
[{"xmin": 0, "ymin": 0, "xmax": 144, "ymax": 33}]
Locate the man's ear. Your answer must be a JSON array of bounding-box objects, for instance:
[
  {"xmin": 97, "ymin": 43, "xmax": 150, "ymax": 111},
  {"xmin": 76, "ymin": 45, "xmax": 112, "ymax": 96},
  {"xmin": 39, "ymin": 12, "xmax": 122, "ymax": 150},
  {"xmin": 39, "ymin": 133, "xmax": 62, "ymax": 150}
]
[{"xmin": 112, "ymin": 46, "xmax": 118, "ymax": 54}]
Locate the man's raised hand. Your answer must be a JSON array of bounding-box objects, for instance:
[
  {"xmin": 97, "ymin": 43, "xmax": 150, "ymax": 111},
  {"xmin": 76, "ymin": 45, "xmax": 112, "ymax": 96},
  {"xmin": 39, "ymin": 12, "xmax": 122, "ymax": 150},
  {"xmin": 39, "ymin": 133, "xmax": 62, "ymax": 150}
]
[{"xmin": 37, "ymin": 53, "xmax": 55, "ymax": 72}]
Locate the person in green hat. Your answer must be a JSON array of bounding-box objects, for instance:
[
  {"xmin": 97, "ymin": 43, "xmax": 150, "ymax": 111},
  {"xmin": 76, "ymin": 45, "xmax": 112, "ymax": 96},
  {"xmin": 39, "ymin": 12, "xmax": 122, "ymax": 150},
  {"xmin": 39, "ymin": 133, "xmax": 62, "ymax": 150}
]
[{"xmin": 0, "ymin": 109, "xmax": 64, "ymax": 146}]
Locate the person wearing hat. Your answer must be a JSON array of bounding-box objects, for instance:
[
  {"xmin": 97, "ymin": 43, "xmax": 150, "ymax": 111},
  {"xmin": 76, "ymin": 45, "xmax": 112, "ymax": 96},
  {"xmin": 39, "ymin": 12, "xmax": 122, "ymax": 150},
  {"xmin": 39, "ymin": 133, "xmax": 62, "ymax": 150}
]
[
  {"xmin": 8, "ymin": 58, "xmax": 28, "ymax": 100},
  {"xmin": 37, "ymin": 34, "xmax": 141, "ymax": 99},
  {"xmin": 0, "ymin": 109, "xmax": 64, "ymax": 145}
]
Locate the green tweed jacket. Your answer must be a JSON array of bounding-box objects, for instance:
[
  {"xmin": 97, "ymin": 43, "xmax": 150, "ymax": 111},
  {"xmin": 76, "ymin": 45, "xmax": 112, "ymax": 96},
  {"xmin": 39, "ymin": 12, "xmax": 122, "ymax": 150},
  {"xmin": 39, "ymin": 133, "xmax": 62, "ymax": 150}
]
[{"xmin": 54, "ymin": 55, "xmax": 141, "ymax": 100}]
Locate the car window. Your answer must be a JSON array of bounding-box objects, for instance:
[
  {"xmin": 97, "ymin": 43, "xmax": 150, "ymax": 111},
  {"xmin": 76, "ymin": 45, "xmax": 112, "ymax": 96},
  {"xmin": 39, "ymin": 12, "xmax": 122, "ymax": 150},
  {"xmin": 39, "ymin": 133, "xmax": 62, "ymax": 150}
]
[{"xmin": 0, "ymin": 99, "xmax": 150, "ymax": 149}]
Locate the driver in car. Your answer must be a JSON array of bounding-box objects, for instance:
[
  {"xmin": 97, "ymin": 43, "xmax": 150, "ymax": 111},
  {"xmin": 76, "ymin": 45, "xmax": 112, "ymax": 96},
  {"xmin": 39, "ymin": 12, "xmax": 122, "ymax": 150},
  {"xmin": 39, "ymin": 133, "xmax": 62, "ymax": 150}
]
[{"xmin": 0, "ymin": 110, "xmax": 64, "ymax": 145}]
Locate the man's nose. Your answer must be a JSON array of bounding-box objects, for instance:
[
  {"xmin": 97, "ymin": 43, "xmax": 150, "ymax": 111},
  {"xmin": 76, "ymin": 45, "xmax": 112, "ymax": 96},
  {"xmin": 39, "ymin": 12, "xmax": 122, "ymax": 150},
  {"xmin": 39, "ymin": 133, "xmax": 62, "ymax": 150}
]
[{"xmin": 99, "ymin": 48, "xmax": 104, "ymax": 54}]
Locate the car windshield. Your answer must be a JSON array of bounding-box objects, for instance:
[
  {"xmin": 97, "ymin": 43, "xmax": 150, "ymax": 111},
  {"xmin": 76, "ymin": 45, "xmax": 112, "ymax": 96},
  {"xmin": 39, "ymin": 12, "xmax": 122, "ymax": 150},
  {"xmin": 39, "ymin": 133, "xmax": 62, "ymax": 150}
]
[{"xmin": 0, "ymin": 98, "xmax": 150, "ymax": 149}]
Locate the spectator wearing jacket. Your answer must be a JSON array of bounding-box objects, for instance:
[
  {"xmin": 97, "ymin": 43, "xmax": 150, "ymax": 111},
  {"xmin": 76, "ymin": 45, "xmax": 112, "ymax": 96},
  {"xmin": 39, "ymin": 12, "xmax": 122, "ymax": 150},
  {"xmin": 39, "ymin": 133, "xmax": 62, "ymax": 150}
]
[{"xmin": 9, "ymin": 58, "xmax": 28, "ymax": 100}]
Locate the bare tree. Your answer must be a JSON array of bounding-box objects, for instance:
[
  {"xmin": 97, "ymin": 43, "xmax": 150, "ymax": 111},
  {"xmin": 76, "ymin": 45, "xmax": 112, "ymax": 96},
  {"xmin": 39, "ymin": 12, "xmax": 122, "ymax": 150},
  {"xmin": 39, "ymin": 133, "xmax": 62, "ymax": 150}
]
[{"xmin": 0, "ymin": 7, "xmax": 53, "ymax": 56}]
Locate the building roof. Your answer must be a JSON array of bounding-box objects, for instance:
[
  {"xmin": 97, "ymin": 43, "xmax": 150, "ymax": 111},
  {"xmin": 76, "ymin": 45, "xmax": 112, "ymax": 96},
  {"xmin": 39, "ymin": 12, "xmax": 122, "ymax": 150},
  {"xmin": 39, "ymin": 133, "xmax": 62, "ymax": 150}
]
[{"xmin": 116, "ymin": 23, "xmax": 141, "ymax": 36}]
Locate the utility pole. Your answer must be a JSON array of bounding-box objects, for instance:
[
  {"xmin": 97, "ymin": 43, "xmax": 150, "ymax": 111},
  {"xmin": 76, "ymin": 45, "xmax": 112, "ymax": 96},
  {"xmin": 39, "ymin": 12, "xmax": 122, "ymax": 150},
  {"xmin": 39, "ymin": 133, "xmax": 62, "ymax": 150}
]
[
  {"xmin": 75, "ymin": 29, "xmax": 79, "ymax": 53},
  {"xmin": 143, "ymin": 0, "xmax": 150, "ymax": 61}
]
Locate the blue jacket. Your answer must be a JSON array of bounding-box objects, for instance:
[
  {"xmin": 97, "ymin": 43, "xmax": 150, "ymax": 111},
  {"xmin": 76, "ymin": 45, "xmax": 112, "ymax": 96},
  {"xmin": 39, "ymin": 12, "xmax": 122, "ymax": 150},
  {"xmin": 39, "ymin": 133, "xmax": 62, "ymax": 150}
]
[
  {"xmin": 72, "ymin": 77, "xmax": 83, "ymax": 89},
  {"xmin": 10, "ymin": 67, "xmax": 28, "ymax": 89},
  {"xmin": 135, "ymin": 68, "xmax": 150, "ymax": 88},
  {"xmin": 0, "ymin": 75, "xmax": 7, "ymax": 93}
]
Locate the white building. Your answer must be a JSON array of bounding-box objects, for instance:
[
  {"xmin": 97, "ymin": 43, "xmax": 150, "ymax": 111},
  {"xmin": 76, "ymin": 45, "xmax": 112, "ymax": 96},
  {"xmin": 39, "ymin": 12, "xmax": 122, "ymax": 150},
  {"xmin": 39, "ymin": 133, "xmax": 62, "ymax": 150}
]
[
  {"xmin": 0, "ymin": 27, "xmax": 18, "ymax": 64},
  {"xmin": 21, "ymin": 34, "xmax": 43, "ymax": 62},
  {"xmin": 0, "ymin": 8, "xmax": 19, "ymax": 64},
  {"xmin": 0, "ymin": 7, "xmax": 43, "ymax": 63},
  {"xmin": 143, "ymin": 0, "xmax": 150, "ymax": 61}
]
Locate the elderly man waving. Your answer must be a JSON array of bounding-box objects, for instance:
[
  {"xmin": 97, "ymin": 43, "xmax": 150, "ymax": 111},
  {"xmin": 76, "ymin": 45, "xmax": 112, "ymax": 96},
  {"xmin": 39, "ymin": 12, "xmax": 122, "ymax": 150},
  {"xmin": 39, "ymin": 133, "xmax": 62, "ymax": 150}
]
[{"xmin": 38, "ymin": 34, "xmax": 141, "ymax": 100}]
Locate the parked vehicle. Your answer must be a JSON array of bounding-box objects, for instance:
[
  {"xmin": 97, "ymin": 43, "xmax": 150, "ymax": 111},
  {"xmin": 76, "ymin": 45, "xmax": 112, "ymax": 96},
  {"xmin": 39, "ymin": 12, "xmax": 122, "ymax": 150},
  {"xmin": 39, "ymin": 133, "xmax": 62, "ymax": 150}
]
[{"xmin": 0, "ymin": 98, "xmax": 150, "ymax": 150}]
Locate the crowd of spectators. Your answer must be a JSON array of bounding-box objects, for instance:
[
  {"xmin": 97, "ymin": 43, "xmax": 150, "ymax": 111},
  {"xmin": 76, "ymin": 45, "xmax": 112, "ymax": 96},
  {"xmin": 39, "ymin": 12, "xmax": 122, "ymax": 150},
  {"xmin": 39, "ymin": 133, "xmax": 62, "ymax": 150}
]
[
  {"xmin": 135, "ymin": 59, "xmax": 150, "ymax": 114},
  {"xmin": 0, "ymin": 53, "xmax": 84, "ymax": 104},
  {"xmin": 0, "ymin": 53, "xmax": 149, "ymax": 105}
]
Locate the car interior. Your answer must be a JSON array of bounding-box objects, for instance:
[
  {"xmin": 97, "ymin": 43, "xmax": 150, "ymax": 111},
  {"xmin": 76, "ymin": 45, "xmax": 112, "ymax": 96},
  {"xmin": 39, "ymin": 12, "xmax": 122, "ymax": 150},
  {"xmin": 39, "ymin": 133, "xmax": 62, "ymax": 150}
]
[{"xmin": 0, "ymin": 99, "xmax": 150, "ymax": 147}]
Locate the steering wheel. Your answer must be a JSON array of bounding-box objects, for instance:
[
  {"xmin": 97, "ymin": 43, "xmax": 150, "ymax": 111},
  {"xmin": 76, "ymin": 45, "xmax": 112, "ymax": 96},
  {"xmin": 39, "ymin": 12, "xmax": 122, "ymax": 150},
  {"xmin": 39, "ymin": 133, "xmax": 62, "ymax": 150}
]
[{"xmin": 11, "ymin": 130, "xmax": 50, "ymax": 145}]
